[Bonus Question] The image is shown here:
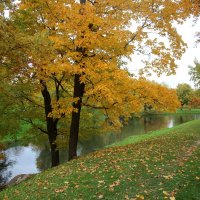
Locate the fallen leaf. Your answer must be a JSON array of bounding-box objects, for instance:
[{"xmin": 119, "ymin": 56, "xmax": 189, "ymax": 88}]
[{"xmin": 98, "ymin": 194, "xmax": 104, "ymax": 199}]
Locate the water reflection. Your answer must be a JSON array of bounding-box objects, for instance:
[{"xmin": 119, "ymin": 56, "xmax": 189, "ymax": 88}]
[
  {"xmin": 2, "ymin": 145, "xmax": 40, "ymax": 183},
  {"xmin": 36, "ymin": 145, "xmax": 83, "ymax": 172},
  {"xmin": 36, "ymin": 145, "xmax": 51, "ymax": 171},
  {"xmin": 167, "ymin": 119, "xmax": 174, "ymax": 128},
  {"xmin": 1, "ymin": 114, "xmax": 200, "ymax": 185},
  {"xmin": 0, "ymin": 156, "xmax": 12, "ymax": 187}
]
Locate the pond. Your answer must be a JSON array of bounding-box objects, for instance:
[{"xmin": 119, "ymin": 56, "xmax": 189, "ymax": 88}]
[{"xmin": 1, "ymin": 113, "xmax": 200, "ymax": 185}]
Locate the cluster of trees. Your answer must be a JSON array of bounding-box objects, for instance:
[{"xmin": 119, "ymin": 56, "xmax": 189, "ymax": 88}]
[
  {"xmin": 176, "ymin": 83, "xmax": 194, "ymax": 108},
  {"xmin": 176, "ymin": 83, "xmax": 200, "ymax": 109},
  {"xmin": 189, "ymin": 60, "xmax": 200, "ymax": 88},
  {"xmin": 176, "ymin": 60, "xmax": 200, "ymax": 109},
  {"xmin": 0, "ymin": 0, "xmax": 199, "ymax": 167}
]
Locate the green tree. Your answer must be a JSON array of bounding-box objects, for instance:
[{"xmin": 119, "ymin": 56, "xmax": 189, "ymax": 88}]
[
  {"xmin": 189, "ymin": 59, "xmax": 200, "ymax": 88},
  {"xmin": 0, "ymin": 3, "xmax": 63, "ymax": 166},
  {"xmin": 176, "ymin": 83, "xmax": 193, "ymax": 108}
]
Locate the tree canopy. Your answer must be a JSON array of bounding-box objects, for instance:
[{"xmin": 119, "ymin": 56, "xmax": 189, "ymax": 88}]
[
  {"xmin": 189, "ymin": 59, "xmax": 200, "ymax": 88},
  {"xmin": 176, "ymin": 83, "xmax": 193, "ymax": 108},
  {"xmin": 0, "ymin": 0, "xmax": 199, "ymax": 163}
]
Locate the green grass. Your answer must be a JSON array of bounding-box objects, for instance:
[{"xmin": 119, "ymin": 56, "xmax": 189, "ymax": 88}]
[
  {"xmin": 176, "ymin": 108, "xmax": 200, "ymax": 114},
  {"xmin": 1, "ymin": 120, "xmax": 200, "ymax": 200},
  {"xmin": 145, "ymin": 108, "xmax": 200, "ymax": 115}
]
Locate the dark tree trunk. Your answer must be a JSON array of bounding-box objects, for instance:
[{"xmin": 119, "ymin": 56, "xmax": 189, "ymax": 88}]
[
  {"xmin": 80, "ymin": 0, "xmax": 86, "ymax": 4},
  {"xmin": 68, "ymin": 74, "xmax": 85, "ymax": 161},
  {"xmin": 40, "ymin": 80, "xmax": 60, "ymax": 167},
  {"xmin": 68, "ymin": 0, "xmax": 86, "ymax": 161},
  {"xmin": 47, "ymin": 127, "xmax": 59, "ymax": 167},
  {"xmin": 181, "ymin": 102, "xmax": 184, "ymax": 110}
]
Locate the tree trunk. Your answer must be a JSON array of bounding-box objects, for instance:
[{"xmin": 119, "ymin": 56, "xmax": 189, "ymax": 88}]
[
  {"xmin": 68, "ymin": 0, "xmax": 86, "ymax": 161},
  {"xmin": 181, "ymin": 102, "xmax": 184, "ymax": 110},
  {"xmin": 40, "ymin": 80, "xmax": 60, "ymax": 167},
  {"xmin": 47, "ymin": 125, "xmax": 59, "ymax": 167},
  {"xmin": 68, "ymin": 74, "xmax": 85, "ymax": 161}
]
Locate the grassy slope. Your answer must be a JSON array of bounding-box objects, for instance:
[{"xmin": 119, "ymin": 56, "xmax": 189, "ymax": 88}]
[{"xmin": 1, "ymin": 120, "xmax": 200, "ymax": 200}]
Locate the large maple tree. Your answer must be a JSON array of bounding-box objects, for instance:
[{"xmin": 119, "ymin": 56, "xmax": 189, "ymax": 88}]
[{"xmin": 1, "ymin": 0, "xmax": 199, "ymax": 163}]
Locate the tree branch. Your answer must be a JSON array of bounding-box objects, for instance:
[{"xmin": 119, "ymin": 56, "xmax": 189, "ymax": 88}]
[
  {"xmin": 22, "ymin": 119, "xmax": 48, "ymax": 134},
  {"xmin": 82, "ymin": 102, "xmax": 118, "ymax": 110},
  {"xmin": 124, "ymin": 16, "xmax": 150, "ymax": 49}
]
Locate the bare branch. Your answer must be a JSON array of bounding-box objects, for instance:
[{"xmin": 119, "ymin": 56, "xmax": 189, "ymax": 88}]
[
  {"xmin": 82, "ymin": 102, "xmax": 118, "ymax": 110},
  {"xmin": 124, "ymin": 16, "xmax": 150, "ymax": 49}
]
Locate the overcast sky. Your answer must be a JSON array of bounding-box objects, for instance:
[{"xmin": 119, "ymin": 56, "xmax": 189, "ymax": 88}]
[{"xmin": 128, "ymin": 17, "xmax": 200, "ymax": 89}]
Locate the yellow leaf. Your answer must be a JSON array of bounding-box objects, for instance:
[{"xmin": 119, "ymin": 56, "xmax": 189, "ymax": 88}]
[
  {"xmin": 163, "ymin": 191, "xmax": 169, "ymax": 196},
  {"xmin": 98, "ymin": 194, "xmax": 104, "ymax": 199},
  {"xmin": 136, "ymin": 194, "xmax": 145, "ymax": 200}
]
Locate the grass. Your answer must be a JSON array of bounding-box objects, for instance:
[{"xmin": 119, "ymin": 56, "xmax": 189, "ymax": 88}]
[
  {"xmin": 144, "ymin": 108, "xmax": 200, "ymax": 115},
  {"xmin": 1, "ymin": 120, "xmax": 200, "ymax": 200},
  {"xmin": 176, "ymin": 108, "xmax": 200, "ymax": 114}
]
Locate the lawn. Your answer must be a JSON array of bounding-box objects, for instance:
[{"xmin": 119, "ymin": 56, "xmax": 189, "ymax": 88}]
[{"xmin": 1, "ymin": 120, "xmax": 200, "ymax": 200}]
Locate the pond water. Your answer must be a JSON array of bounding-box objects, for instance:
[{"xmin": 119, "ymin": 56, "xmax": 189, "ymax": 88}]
[{"xmin": 1, "ymin": 114, "xmax": 200, "ymax": 185}]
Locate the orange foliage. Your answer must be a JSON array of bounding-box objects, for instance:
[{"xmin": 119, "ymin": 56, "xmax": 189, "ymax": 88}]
[
  {"xmin": 17, "ymin": 0, "xmax": 199, "ymax": 78},
  {"xmin": 15, "ymin": 0, "xmax": 196, "ymax": 114},
  {"xmin": 131, "ymin": 79, "xmax": 180, "ymax": 113},
  {"xmin": 189, "ymin": 96, "xmax": 200, "ymax": 108}
]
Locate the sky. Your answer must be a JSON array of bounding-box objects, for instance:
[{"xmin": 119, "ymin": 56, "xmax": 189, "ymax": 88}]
[{"xmin": 128, "ymin": 17, "xmax": 200, "ymax": 89}]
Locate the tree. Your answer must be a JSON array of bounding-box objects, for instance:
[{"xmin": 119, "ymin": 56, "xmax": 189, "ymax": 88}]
[
  {"xmin": 0, "ymin": 2, "xmax": 64, "ymax": 167},
  {"xmin": 189, "ymin": 96, "xmax": 200, "ymax": 108},
  {"xmin": 188, "ymin": 87, "xmax": 200, "ymax": 109},
  {"xmin": 193, "ymin": 88, "xmax": 200, "ymax": 97},
  {"xmin": 176, "ymin": 83, "xmax": 193, "ymax": 108},
  {"xmin": 189, "ymin": 59, "xmax": 200, "ymax": 88},
  {"xmin": 0, "ymin": 1, "xmax": 24, "ymax": 158},
  {"xmin": 132, "ymin": 79, "xmax": 180, "ymax": 113},
  {"xmin": 14, "ymin": 0, "xmax": 199, "ymax": 161}
]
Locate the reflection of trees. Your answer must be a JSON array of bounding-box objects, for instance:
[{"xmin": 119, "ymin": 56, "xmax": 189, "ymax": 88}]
[
  {"xmin": 78, "ymin": 136, "xmax": 105, "ymax": 155},
  {"xmin": 0, "ymin": 155, "xmax": 12, "ymax": 187},
  {"xmin": 142, "ymin": 115, "xmax": 168, "ymax": 132},
  {"xmin": 8, "ymin": 146, "xmax": 23, "ymax": 157},
  {"xmin": 36, "ymin": 145, "xmax": 70, "ymax": 171},
  {"xmin": 180, "ymin": 116, "xmax": 184, "ymax": 124},
  {"xmin": 173, "ymin": 114, "xmax": 200, "ymax": 126},
  {"xmin": 36, "ymin": 145, "xmax": 51, "ymax": 172}
]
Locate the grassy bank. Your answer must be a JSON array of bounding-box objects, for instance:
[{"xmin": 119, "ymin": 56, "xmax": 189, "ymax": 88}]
[
  {"xmin": 1, "ymin": 120, "xmax": 200, "ymax": 200},
  {"xmin": 176, "ymin": 108, "xmax": 200, "ymax": 114},
  {"xmin": 145, "ymin": 108, "xmax": 200, "ymax": 115}
]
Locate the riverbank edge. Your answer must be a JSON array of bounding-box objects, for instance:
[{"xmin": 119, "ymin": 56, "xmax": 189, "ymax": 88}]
[
  {"xmin": 1, "ymin": 119, "xmax": 200, "ymax": 199},
  {"xmin": 142, "ymin": 108, "xmax": 200, "ymax": 115},
  {"xmin": 107, "ymin": 119, "xmax": 197, "ymax": 147}
]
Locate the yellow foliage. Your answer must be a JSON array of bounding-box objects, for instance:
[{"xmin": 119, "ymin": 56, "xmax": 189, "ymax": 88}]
[{"xmin": 9, "ymin": 0, "xmax": 195, "ymax": 131}]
